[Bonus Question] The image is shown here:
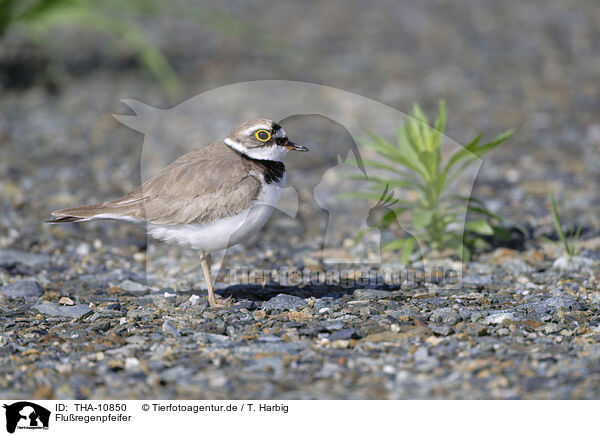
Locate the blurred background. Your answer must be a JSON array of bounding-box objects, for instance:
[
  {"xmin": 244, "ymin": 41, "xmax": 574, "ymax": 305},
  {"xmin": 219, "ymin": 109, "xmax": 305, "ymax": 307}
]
[
  {"xmin": 1, "ymin": 0, "xmax": 598, "ymax": 249},
  {"xmin": 1, "ymin": 0, "xmax": 599, "ymax": 401}
]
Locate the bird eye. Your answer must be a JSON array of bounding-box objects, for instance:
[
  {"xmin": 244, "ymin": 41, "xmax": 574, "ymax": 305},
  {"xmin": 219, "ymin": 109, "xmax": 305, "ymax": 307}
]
[{"xmin": 255, "ymin": 129, "xmax": 271, "ymax": 142}]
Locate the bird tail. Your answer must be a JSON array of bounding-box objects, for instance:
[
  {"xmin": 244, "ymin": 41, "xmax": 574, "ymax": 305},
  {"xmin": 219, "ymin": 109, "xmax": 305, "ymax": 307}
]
[{"xmin": 47, "ymin": 203, "xmax": 107, "ymax": 223}]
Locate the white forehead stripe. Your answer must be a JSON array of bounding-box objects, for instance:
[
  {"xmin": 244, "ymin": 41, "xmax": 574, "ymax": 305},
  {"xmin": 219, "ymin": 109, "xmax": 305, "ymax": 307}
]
[
  {"xmin": 240, "ymin": 124, "xmax": 271, "ymax": 135},
  {"xmin": 274, "ymin": 128, "xmax": 286, "ymax": 138}
]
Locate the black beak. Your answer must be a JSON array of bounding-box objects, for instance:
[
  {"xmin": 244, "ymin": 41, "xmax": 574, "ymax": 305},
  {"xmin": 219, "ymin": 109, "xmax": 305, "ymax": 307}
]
[{"xmin": 282, "ymin": 139, "xmax": 308, "ymax": 152}]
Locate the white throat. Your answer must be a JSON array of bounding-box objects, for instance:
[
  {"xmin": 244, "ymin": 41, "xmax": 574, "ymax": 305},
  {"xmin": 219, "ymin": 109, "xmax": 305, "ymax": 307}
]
[{"xmin": 224, "ymin": 138, "xmax": 288, "ymax": 162}]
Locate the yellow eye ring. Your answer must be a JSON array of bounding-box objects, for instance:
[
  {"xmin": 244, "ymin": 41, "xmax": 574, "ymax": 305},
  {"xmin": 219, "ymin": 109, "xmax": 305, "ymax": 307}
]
[{"xmin": 255, "ymin": 129, "xmax": 271, "ymax": 142}]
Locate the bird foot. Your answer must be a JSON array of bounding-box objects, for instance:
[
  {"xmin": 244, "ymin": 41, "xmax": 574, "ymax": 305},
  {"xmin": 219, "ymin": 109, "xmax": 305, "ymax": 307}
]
[{"xmin": 208, "ymin": 295, "xmax": 233, "ymax": 309}]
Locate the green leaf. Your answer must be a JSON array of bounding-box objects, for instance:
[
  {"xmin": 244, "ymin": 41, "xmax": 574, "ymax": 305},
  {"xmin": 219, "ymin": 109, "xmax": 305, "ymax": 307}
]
[
  {"xmin": 434, "ymin": 100, "xmax": 446, "ymax": 139},
  {"xmin": 396, "ymin": 128, "xmax": 430, "ymax": 179},
  {"xmin": 470, "ymin": 237, "xmax": 490, "ymax": 249},
  {"xmin": 400, "ymin": 238, "xmax": 416, "ymax": 264},
  {"xmin": 412, "ymin": 209, "xmax": 434, "ymax": 228},
  {"xmin": 550, "ymin": 191, "xmax": 567, "ymax": 247},
  {"xmin": 466, "ymin": 205, "xmax": 504, "ymax": 221},
  {"xmin": 444, "ymin": 129, "xmax": 513, "ymax": 178},
  {"xmin": 343, "ymin": 174, "xmax": 422, "ymax": 192},
  {"xmin": 443, "ymin": 194, "xmax": 487, "ymax": 206},
  {"xmin": 568, "ymin": 226, "xmax": 582, "ymax": 257},
  {"xmin": 382, "ymin": 238, "xmax": 417, "ymax": 263},
  {"xmin": 362, "ymin": 131, "xmax": 404, "ymax": 161},
  {"xmin": 411, "ymin": 103, "xmax": 429, "ymax": 124},
  {"xmin": 491, "ymin": 225, "xmax": 511, "ymax": 240},
  {"xmin": 353, "ymin": 228, "xmax": 368, "ymax": 244},
  {"xmin": 465, "ymin": 219, "xmax": 494, "ymax": 235},
  {"xmin": 447, "ymin": 237, "xmax": 471, "ymax": 262},
  {"xmin": 443, "ymin": 134, "xmax": 482, "ymax": 175},
  {"xmin": 381, "ymin": 208, "xmax": 410, "ymax": 226},
  {"xmin": 550, "ymin": 191, "xmax": 580, "ymax": 257}
]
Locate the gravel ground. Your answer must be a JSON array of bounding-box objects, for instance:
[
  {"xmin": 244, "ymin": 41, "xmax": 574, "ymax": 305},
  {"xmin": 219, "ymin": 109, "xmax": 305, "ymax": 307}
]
[{"xmin": 0, "ymin": 0, "xmax": 599, "ymax": 399}]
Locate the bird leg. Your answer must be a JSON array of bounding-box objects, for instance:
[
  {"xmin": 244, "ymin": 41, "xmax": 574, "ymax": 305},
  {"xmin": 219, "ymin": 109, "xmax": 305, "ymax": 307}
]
[{"xmin": 200, "ymin": 251, "xmax": 232, "ymax": 308}]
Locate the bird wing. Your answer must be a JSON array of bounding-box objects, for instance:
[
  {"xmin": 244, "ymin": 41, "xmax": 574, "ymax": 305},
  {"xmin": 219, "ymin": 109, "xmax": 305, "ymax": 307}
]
[{"xmin": 50, "ymin": 144, "xmax": 262, "ymax": 225}]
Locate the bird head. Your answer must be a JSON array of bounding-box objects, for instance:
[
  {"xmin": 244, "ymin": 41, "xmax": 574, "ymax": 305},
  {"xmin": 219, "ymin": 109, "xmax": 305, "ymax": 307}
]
[{"xmin": 224, "ymin": 118, "xmax": 308, "ymax": 161}]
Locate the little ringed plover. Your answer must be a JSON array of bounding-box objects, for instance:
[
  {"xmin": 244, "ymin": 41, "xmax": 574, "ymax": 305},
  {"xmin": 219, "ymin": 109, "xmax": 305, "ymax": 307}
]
[{"xmin": 49, "ymin": 119, "xmax": 308, "ymax": 307}]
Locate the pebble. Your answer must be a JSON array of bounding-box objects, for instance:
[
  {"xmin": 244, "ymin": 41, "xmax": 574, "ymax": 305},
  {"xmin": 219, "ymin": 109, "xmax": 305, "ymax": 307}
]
[
  {"xmin": 552, "ymin": 255, "xmax": 595, "ymax": 272},
  {"xmin": 430, "ymin": 308, "xmax": 461, "ymax": 325},
  {"xmin": 0, "ymin": 249, "xmax": 50, "ymax": 271},
  {"xmin": 352, "ymin": 289, "xmax": 392, "ymax": 299},
  {"xmin": 0, "ymin": 280, "xmax": 43, "ymax": 301},
  {"xmin": 59, "ymin": 297, "xmax": 74, "ymax": 306},
  {"xmin": 430, "ymin": 325, "xmax": 453, "ymax": 336},
  {"xmin": 532, "ymin": 295, "xmax": 585, "ymax": 313},
  {"xmin": 484, "ymin": 311, "xmax": 518, "ymax": 325},
  {"xmin": 161, "ymin": 319, "xmax": 181, "ymax": 337},
  {"xmin": 32, "ymin": 302, "xmax": 91, "ymax": 318},
  {"xmin": 262, "ymin": 294, "xmax": 306, "ymax": 310},
  {"xmin": 590, "ymin": 294, "xmax": 600, "ymax": 309},
  {"xmin": 117, "ymin": 280, "xmax": 148, "ymax": 294},
  {"xmin": 502, "ymin": 259, "xmax": 533, "ymax": 275},
  {"xmin": 329, "ymin": 328, "xmax": 357, "ymax": 340}
]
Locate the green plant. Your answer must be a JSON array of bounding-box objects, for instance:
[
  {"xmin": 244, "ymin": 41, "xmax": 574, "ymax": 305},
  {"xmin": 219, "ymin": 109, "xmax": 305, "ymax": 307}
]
[
  {"xmin": 343, "ymin": 101, "xmax": 514, "ymax": 262},
  {"xmin": 1, "ymin": 1, "xmax": 298, "ymax": 96},
  {"xmin": 0, "ymin": 0, "xmax": 181, "ymax": 95},
  {"xmin": 549, "ymin": 192, "xmax": 581, "ymax": 258}
]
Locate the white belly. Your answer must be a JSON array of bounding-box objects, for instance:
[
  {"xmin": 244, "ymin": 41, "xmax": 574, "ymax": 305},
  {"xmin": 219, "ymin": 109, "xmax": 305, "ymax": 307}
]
[{"xmin": 147, "ymin": 176, "xmax": 284, "ymax": 253}]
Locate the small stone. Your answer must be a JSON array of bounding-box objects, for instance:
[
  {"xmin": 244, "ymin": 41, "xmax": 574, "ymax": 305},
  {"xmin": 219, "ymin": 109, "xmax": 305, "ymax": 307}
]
[
  {"xmin": 262, "ymin": 294, "xmax": 306, "ymax": 311},
  {"xmin": 58, "ymin": 297, "xmax": 74, "ymax": 306},
  {"xmin": 539, "ymin": 295, "xmax": 584, "ymax": 313},
  {"xmin": 329, "ymin": 328, "xmax": 357, "ymax": 340},
  {"xmin": 0, "ymin": 249, "xmax": 50, "ymax": 271},
  {"xmin": 360, "ymin": 331, "xmax": 402, "ymax": 343},
  {"xmin": 0, "ymin": 280, "xmax": 43, "ymax": 301},
  {"xmin": 194, "ymin": 332, "xmax": 231, "ymax": 343},
  {"xmin": 117, "ymin": 280, "xmax": 148, "ymax": 294},
  {"xmin": 463, "ymin": 274, "xmax": 492, "ymax": 285},
  {"xmin": 430, "ymin": 325, "xmax": 452, "ymax": 336},
  {"xmin": 543, "ymin": 323, "xmax": 562, "ymax": 334},
  {"xmin": 352, "ymin": 289, "xmax": 391, "ymax": 299},
  {"xmin": 414, "ymin": 346, "xmax": 429, "ymax": 360},
  {"xmin": 484, "ymin": 311, "xmax": 517, "ymax": 325},
  {"xmin": 75, "ymin": 243, "xmax": 90, "ymax": 256},
  {"xmin": 331, "ymin": 340, "xmax": 351, "ymax": 349},
  {"xmin": 590, "ymin": 294, "xmax": 600, "ymax": 309},
  {"xmin": 188, "ymin": 295, "xmax": 200, "ymax": 305},
  {"xmin": 125, "ymin": 357, "xmax": 140, "ymax": 370},
  {"xmin": 502, "ymin": 259, "xmax": 533, "ymax": 275},
  {"xmin": 256, "ymin": 336, "xmax": 282, "ymax": 342},
  {"xmin": 162, "ymin": 320, "xmax": 181, "ymax": 337},
  {"xmin": 33, "ymin": 302, "xmax": 91, "ymax": 318},
  {"xmin": 552, "ymin": 255, "xmax": 595, "ymax": 272},
  {"xmin": 430, "ymin": 308, "xmax": 461, "ymax": 325}
]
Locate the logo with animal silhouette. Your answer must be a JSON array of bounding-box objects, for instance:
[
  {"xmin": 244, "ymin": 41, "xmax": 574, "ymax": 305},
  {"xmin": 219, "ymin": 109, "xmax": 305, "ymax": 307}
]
[
  {"xmin": 104, "ymin": 81, "xmax": 477, "ymax": 288},
  {"xmin": 3, "ymin": 402, "xmax": 50, "ymax": 433}
]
